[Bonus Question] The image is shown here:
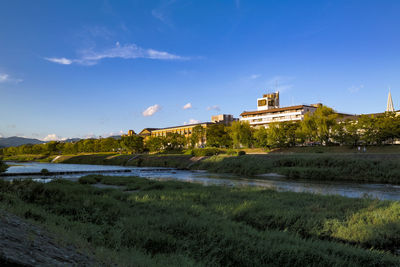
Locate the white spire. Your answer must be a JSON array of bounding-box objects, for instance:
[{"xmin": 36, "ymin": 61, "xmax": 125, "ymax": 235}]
[{"xmin": 387, "ymin": 89, "xmax": 394, "ymax": 112}]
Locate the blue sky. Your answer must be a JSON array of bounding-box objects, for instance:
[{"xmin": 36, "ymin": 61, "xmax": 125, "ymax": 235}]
[{"xmin": 1, "ymin": 0, "xmax": 400, "ymax": 140}]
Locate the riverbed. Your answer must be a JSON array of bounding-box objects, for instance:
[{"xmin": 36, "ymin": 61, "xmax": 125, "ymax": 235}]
[{"xmin": 4, "ymin": 161, "xmax": 400, "ymax": 201}]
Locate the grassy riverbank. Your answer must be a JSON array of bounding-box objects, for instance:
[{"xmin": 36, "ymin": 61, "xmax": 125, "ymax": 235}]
[
  {"xmin": 51, "ymin": 153, "xmax": 400, "ymax": 184},
  {"xmin": 5, "ymin": 151, "xmax": 400, "ymax": 184},
  {"xmin": 0, "ymin": 176, "xmax": 399, "ymax": 266}
]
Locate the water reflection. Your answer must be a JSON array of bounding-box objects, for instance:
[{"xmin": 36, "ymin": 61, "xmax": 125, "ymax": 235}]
[{"xmin": 4, "ymin": 161, "xmax": 400, "ymax": 201}]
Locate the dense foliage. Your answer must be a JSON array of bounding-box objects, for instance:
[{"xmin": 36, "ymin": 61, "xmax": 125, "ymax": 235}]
[
  {"xmin": 0, "ymin": 136, "xmax": 144, "ymax": 156},
  {"xmin": 0, "ymin": 177, "xmax": 399, "ymax": 266},
  {"xmin": 0, "ymin": 160, "xmax": 8, "ymax": 173}
]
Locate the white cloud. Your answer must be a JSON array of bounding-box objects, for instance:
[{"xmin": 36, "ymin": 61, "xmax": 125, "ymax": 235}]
[
  {"xmin": 46, "ymin": 42, "xmax": 188, "ymax": 65},
  {"xmin": 0, "ymin": 73, "xmax": 23, "ymax": 83},
  {"xmin": 207, "ymin": 105, "xmax": 220, "ymax": 111},
  {"xmin": 348, "ymin": 85, "xmax": 364, "ymax": 93},
  {"xmin": 142, "ymin": 104, "xmax": 161, "ymax": 117},
  {"xmin": 0, "ymin": 73, "xmax": 9, "ymax": 82},
  {"xmin": 152, "ymin": 9, "xmax": 167, "ymax": 24},
  {"xmin": 103, "ymin": 130, "xmax": 124, "ymax": 137},
  {"xmin": 183, "ymin": 102, "xmax": 192, "ymax": 110},
  {"xmin": 184, "ymin": 119, "xmax": 201, "ymax": 125},
  {"xmin": 250, "ymin": 74, "xmax": 261, "ymax": 79},
  {"xmin": 45, "ymin": 57, "xmax": 73, "ymax": 65},
  {"xmin": 42, "ymin": 134, "xmax": 66, "ymax": 141}
]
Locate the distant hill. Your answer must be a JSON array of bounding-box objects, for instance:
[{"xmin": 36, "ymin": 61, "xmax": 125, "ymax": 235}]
[{"xmin": 0, "ymin": 136, "xmax": 45, "ymax": 148}]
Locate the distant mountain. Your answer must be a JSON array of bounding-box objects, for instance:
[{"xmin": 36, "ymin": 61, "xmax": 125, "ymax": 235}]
[{"xmin": 0, "ymin": 136, "xmax": 45, "ymax": 148}]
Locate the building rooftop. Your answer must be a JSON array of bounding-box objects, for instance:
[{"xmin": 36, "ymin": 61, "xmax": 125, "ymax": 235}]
[
  {"xmin": 240, "ymin": 105, "xmax": 317, "ymax": 116},
  {"xmin": 151, "ymin": 122, "xmax": 215, "ymax": 131}
]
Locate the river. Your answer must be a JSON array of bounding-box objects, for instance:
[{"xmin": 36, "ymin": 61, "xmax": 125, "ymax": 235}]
[{"xmin": 4, "ymin": 161, "xmax": 400, "ymax": 201}]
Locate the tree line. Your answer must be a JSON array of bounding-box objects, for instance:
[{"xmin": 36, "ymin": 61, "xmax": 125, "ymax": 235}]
[{"xmin": 1, "ymin": 105, "xmax": 400, "ymax": 156}]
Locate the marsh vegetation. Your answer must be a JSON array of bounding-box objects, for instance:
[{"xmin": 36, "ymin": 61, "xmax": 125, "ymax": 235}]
[{"xmin": 0, "ymin": 176, "xmax": 399, "ymax": 266}]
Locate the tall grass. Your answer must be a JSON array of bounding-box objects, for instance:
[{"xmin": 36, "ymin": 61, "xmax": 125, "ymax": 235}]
[
  {"xmin": 0, "ymin": 177, "xmax": 399, "ymax": 266},
  {"xmin": 192, "ymin": 154, "xmax": 400, "ymax": 183}
]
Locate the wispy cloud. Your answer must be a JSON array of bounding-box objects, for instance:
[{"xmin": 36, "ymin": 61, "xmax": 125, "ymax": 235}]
[
  {"xmin": 45, "ymin": 42, "xmax": 188, "ymax": 65},
  {"xmin": 348, "ymin": 85, "xmax": 364, "ymax": 94},
  {"xmin": 42, "ymin": 134, "xmax": 66, "ymax": 141},
  {"xmin": 142, "ymin": 104, "xmax": 161, "ymax": 117},
  {"xmin": 45, "ymin": 57, "xmax": 73, "ymax": 65},
  {"xmin": 103, "ymin": 130, "xmax": 124, "ymax": 137},
  {"xmin": 249, "ymin": 74, "xmax": 261, "ymax": 79},
  {"xmin": 207, "ymin": 105, "xmax": 220, "ymax": 111},
  {"xmin": 151, "ymin": 0, "xmax": 175, "ymax": 27},
  {"xmin": 183, "ymin": 102, "xmax": 192, "ymax": 110},
  {"xmin": 184, "ymin": 119, "xmax": 201, "ymax": 125},
  {"xmin": 0, "ymin": 73, "xmax": 23, "ymax": 83}
]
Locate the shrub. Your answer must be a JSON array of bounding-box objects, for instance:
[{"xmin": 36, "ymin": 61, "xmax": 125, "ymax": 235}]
[
  {"xmin": 191, "ymin": 148, "xmax": 223, "ymax": 157},
  {"xmin": 40, "ymin": 168, "xmax": 50, "ymax": 175},
  {"xmin": 238, "ymin": 151, "xmax": 246, "ymax": 156},
  {"xmin": 0, "ymin": 160, "xmax": 8, "ymax": 173}
]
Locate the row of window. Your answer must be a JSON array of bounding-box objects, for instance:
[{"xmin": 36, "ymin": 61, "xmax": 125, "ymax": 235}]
[
  {"xmin": 250, "ymin": 114, "xmax": 302, "ymax": 123},
  {"xmin": 152, "ymin": 128, "xmax": 193, "ymax": 137}
]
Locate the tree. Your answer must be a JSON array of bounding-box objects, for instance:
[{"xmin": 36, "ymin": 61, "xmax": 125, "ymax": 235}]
[
  {"xmin": 121, "ymin": 135, "xmax": 144, "ymax": 153},
  {"xmin": 190, "ymin": 125, "xmax": 206, "ymax": 148},
  {"xmin": 145, "ymin": 136, "xmax": 165, "ymax": 152},
  {"xmin": 229, "ymin": 121, "xmax": 254, "ymax": 148},
  {"xmin": 0, "ymin": 160, "xmax": 8, "ymax": 173},
  {"xmin": 313, "ymin": 105, "xmax": 338, "ymax": 145},
  {"xmin": 253, "ymin": 127, "xmax": 268, "ymax": 148},
  {"xmin": 100, "ymin": 137, "xmax": 118, "ymax": 152},
  {"xmin": 206, "ymin": 124, "xmax": 232, "ymax": 148},
  {"xmin": 266, "ymin": 122, "xmax": 287, "ymax": 148},
  {"xmin": 299, "ymin": 105, "xmax": 337, "ymax": 145},
  {"xmin": 164, "ymin": 133, "xmax": 186, "ymax": 151}
]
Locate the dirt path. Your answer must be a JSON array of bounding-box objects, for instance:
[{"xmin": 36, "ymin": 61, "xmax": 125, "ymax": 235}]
[{"xmin": 0, "ymin": 210, "xmax": 94, "ymax": 266}]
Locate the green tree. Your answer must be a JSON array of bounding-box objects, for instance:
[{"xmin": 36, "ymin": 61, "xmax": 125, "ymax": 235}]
[
  {"xmin": 121, "ymin": 135, "xmax": 144, "ymax": 153},
  {"xmin": 266, "ymin": 122, "xmax": 287, "ymax": 148},
  {"xmin": 0, "ymin": 160, "xmax": 8, "ymax": 173},
  {"xmin": 206, "ymin": 124, "xmax": 232, "ymax": 148},
  {"xmin": 229, "ymin": 121, "xmax": 254, "ymax": 148},
  {"xmin": 190, "ymin": 125, "xmax": 206, "ymax": 148},
  {"xmin": 164, "ymin": 133, "xmax": 186, "ymax": 151},
  {"xmin": 145, "ymin": 136, "xmax": 165, "ymax": 152},
  {"xmin": 313, "ymin": 105, "xmax": 338, "ymax": 145},
  {"xmin": 253, "ymin": 127, "xmax": 268, "ymax": 148}
]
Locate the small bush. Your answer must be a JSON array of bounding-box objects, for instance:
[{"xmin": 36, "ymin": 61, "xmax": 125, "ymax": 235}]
[
  {"xmin": 238, "ymin": 151, "xmax": 246, "ymax": 156},
  {"xmin": 191, "ymin": 148, "xmax": 223, "ymax": 157},
  {"xmin": 40, "ymin": 168, "xmax": 50, "ymax": 175},
  {"xmin": 79, "ymin": 175, "xmax": 102, "ymax": 184}
]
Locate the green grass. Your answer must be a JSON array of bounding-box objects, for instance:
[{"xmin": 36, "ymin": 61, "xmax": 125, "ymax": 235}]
[
  {"xmin": 8, "ymin": 151, "xmax": 400, "ymax": 184},
  {"xmin": 0, "ymin": 176, "xmax": 399, "ymax": 266},
  {"xmin": 191, "ymin": 154, "xmax": 400, "ymax": 184},
  {"xmin": 273, "ymin": 145, "xmax": 400, "ymax": 154}
]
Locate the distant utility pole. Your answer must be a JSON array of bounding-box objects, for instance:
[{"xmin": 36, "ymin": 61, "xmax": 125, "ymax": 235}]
[{"xmin": 387, "ymin": 89, "xmax": 395, "ymax": 112}]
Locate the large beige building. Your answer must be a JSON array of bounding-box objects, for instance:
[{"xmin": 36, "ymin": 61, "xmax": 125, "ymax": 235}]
[
  {"xmin": 240, "ymin": 92, "xmax": 321, "ymax": 127},
  {"xmin": 138, "ymin": 114, "xmax": 236, "ymax": 141}
]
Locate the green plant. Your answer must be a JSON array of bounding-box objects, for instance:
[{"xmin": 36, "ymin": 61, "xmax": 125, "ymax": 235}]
[{"xmin": 40, "ymin": 168, "xmax": 50, "ymax": 175}]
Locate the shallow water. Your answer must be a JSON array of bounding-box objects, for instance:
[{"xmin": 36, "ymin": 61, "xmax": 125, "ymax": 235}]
[{"xmin": 4, "ymin": 161, "xmax": 400, "ymax": 201}]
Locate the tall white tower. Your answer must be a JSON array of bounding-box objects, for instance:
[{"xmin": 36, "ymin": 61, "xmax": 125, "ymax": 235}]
[{"xmin": 387, "ymin": 89, "xmax": 395, "ymax": 112}]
